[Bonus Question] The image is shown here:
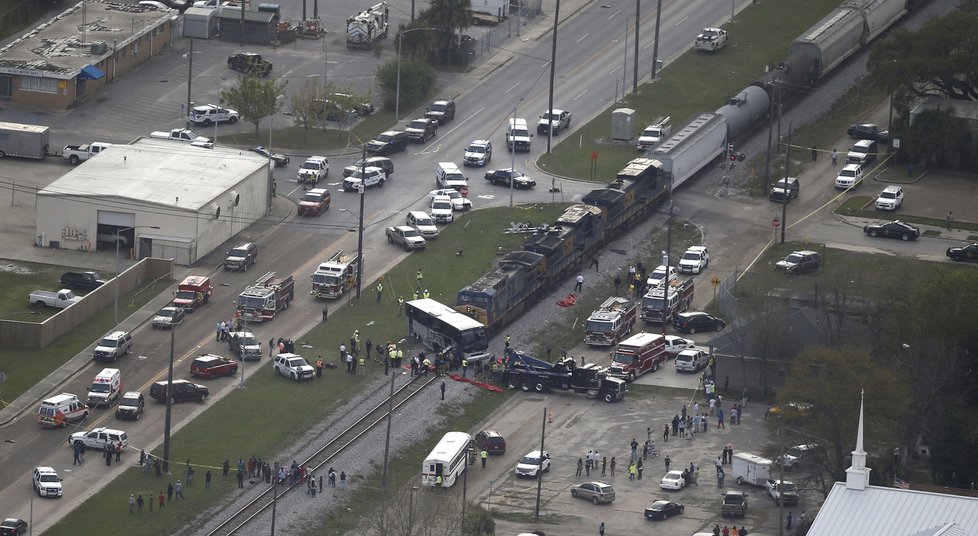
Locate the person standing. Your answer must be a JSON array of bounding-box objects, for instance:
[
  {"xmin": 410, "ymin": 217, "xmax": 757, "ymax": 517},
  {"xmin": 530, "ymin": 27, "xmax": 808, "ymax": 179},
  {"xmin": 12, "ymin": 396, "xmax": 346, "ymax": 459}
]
[
  {"xmin": 610, "ymin": 457, "xmax": 616, "ymax": 476},
  {"xmin": 321, "ymin": 303, "xmax": 328, "ymax": 322},
  {"xmin": 664, "ymin": 455, "xmax": 671, "ymax": 472},
  {"xmin": 613, "ymin": 274, "xmax": 622, "ymax": 295},
  {"xmin": 576, "ymin": 458, "xmax": 584, "ymax": 477},
  {"xmin": 316, "ymin": 356, "xmax": 324, "ymax": 378},
  {"xmin": 599, "ymin": 522, "xmax": 605, "ymax": 536},
  {"xmin": 375, "ymin": 280, "xmax": 384, "ymax": 302},
  {"xmin": 481, "ymin": 449, "xmax": 488, "ymax": 469},
  {"xmin": 738, "ymin": 526, "xmax": 748, "ymax": 536},
  {"xmin": 947, "ymin": 212, "xmax": 953, "ymax": 230},
  {"xmin": 637, "ymin": 458, "xmax": 644, "ymax": 479},
  {"xmin": 175, "ymin": 480, "xmax": 184, "ymax": 500},
  {"xmin": 440, "ymin": 381, "xmax": 446, "ymax": 401},
  {"xmin": 462, "ymin": 358, "xmax": 468, "ymax": 378},
  {"xmin": 716, "ymin": 456, "xmax": 723, "ymax": 475},
  {"xmin": 397, "ymin": 296, "xmax": 404, "ymax": 316},
  {"xmin": 205, "ymin": 470, "xmax": 212, "ymax": 489},
  {"xmin": 159, "ymin": 491, "xmax": 166, "ymax": 511},
  {"xmin": 269, "ymin": 338, "xmax": 275, "ymax": 357},
  {"xmin": 216, "ymin": 321, "xmax": 222, "ymax": 342},
  {"xmin": 831, "ymin": 148, "xmax": 837, "ymax": 165},
  {"xmin": 810, "ymin": 145, "xmax": 817, "ymax": 161},
  {"xmin": 416, "ymin": 269, "xmax": 424, "ymax": 287},
  {"xmin": 786, "ymin": 511, "xmax": 793, "ymax": 529},
  {"xmin": 223, "ymin": 459, "xmax": 230, "ymax": 478},
  {"xmin": 601, "ymin": 457, "xmax": 607, "ymax": 476},
  {"xmin": 129, "ymin": 493, "xmax": 136, "ymax": 513},
  {"xmin": 574, "ymin": 274, "xmax": 584, "ymax": 292},
  {"xmin": 589, "ymin": 256, "xmax": 599, "ymax": 272}
]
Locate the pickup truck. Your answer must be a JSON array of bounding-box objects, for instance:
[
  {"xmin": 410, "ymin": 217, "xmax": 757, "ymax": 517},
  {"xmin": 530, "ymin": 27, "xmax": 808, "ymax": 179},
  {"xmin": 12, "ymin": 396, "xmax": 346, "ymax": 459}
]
[
  {"xmin": 30, "ymin": 289, "xmax": 81, "ymax": 308},
  {"xmin": 59, "ymin": 271, "xmax": 107, "ymax": 290},
  {"xmin": 150, "ymin": 128, "xmax": 213, "ymax": 149},
  {"xmin": 537, "ymin": 109, "xmax": 572, "ymax": 135},
  {"xmin": 695, "ymin": 27, "xmax": 727, "ymax": 52},
  {"xmin": 765, "ymin": 479, "xmax": 799, "ymax": 506},
  {"xmin": 721, "ymin": 490, "xmax": 747, "ymax": 518},
  {"xmin": 62, "ymin": 142, "xmax": 112, "ymax": 165},
  {"xmin": 386, "ymin": 226, "xmax": 426, "ymax": 251},
  {"xmin": 636, "ymin": 118, "xmax": 672, "ymax": 151}
]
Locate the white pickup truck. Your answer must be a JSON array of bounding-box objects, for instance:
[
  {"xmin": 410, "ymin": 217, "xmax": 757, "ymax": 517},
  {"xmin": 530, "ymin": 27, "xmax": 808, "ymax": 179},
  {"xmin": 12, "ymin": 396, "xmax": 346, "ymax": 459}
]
[
  {"xmin": 695, "ymin": 28, "xmax": 728, "ymax": 52},
  {"xmin": 30, "ymin": 289, "xmax": 81, "ymax": 308},
  {"xmin": 150, "ymin": 128, "xmax": 213, "ymax": 149},
  {"xmin": 765, "ymin": 479, "xmax": 800, "ymax": 506},
  {"xmin": 62, "ymin": 142, "xmax": 112, "ymax": 165}
]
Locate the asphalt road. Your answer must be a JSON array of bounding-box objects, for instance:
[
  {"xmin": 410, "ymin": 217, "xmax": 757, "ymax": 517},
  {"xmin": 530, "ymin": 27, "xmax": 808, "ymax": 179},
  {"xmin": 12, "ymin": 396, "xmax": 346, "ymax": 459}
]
[{"xmin": 0, "ymin": 0, "xmax": 752, "ymax": 530}]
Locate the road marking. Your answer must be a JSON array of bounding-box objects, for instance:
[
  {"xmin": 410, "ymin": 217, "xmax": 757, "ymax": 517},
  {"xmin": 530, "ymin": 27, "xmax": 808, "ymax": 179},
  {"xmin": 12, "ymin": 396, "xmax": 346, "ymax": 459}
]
[
  {"xmin": 539, "ymin": 61, "xmax": 551, "ymax": 70},
  {"xmin": 608, "ymin": 65, "xmax": 622, "ymax": 75},
  {"xmin": 676, "ymin": 16, "xmax": 688, "ymax": 26},
  {"xmin": 608, "ymin": 8, "xmax": 621, "ymax": 20},
  {"xmin": 576, "ymin": 33, "xmax": 589, "ymax": 43},
  {"xmin": 644, "ymin": 40, "xmax": 655, "ymax": 50},
  {"xmin": 573, "ymin": 89, "xmax": 588, "ymax": 100},
  {"xmin": 477, "ymin": 195, "xmax": 496, "ymax": 199},
  {"xmin": 506, "ymin": 82, "xmax": 521, "ymax": 93}
]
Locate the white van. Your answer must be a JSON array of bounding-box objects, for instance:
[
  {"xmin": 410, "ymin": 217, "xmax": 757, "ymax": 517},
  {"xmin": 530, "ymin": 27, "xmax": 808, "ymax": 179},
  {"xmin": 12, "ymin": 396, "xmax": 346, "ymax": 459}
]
[
  {"xmin": 507, "ymin": 118, "xmax": 532, "ymax": 152},
  {"xmin": 436, "ymin": 162, "xmax": 468, "ymax": 191},
  {"xmin": 87, "ymin": 368, "xmax": 122, "ymax": 408},
  {"xmin": 37, "ymin": 393, "xmax": 89, "ymax": 428}
]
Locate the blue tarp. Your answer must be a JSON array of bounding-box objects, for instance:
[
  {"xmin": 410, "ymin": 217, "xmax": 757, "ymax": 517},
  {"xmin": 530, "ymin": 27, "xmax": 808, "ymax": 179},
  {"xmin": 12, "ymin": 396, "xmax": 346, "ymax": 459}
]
[{"xmin": 78, "ymin": 65, "xmax": 105, "ymax": 80}]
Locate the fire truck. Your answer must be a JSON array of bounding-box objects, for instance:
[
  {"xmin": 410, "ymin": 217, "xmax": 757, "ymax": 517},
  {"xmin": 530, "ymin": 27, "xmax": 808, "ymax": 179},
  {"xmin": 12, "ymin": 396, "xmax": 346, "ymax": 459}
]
[
  {"xmin": 236, "ymin": 272, "xmax": 295, "ymax": 323},
  {"xmin": 608, "ymin": 332, "xmax": 666, "ymax": 382},
  {"xmin": 503, "ymin": 349, "xmax": 627, "ymax": 403},
  {"xmin": 310, "ymin": 250, "xmax": 359, "ymax": 299},
  {"xmin": 584, "ymin": 296, "xmax": 637, "ymax": 346},
  {"xmin": 170, "ymin": 275, "xmax": 213, "ymax": 313},
  {"xmin": 640, "ymin": 278, "xmax": 694, "ymax": 323}
]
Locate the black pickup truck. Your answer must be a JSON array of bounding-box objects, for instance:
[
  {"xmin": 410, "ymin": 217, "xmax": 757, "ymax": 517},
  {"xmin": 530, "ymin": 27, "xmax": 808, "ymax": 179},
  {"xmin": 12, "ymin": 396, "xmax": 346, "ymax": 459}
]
[{"xmin": 59, "ymin": 271, "xmax": 107, "ymax": 290}]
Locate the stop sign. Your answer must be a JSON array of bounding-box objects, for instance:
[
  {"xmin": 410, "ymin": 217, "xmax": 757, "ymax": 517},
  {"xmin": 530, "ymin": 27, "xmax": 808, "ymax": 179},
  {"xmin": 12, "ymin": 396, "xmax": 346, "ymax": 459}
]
[{"xmin": 773, "ymin": 217, "xmax": 781, "ymax": 228}]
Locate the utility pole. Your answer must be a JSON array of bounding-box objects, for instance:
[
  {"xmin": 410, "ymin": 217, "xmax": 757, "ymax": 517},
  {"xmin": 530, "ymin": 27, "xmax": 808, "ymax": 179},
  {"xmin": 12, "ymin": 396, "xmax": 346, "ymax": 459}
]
[
  {"xmin": 650, "ymin": 0, "xmax": 662, "ymax": 79},
  {"xmin": 633, "ymin": 0, "xmax": 640, "ymax": 92},
  {"xmin": 185, "ymin": 39, "xmax": 193, "ymax": 130},
  {"xmin": 162, "ymin": 327, "xmax": 175, "ymax": 473},
  {"xmin": 534, "ymin": 407, "xmax": 547, "ymax": 519},
  {"xmin": 781, "ymin": 123, "xmax": 791, "ymax": 243},
  {"xmin": 355, "ymin": 145, "xmax": 366, "ymax": 298},
  {"xmin": 763, "ymin": 81, "xmax": 776, "ymax": 194},
  {"xmin": 546, "ymin": 0, "xmax": 560, "ymax": 154}
]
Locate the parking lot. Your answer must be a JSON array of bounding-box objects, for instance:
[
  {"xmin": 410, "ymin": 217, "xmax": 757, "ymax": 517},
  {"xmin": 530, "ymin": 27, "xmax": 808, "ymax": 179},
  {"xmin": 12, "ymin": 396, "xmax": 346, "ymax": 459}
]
[{"xmin": 454, "ymin": 385, "xmax": 809, "ymax": 536}]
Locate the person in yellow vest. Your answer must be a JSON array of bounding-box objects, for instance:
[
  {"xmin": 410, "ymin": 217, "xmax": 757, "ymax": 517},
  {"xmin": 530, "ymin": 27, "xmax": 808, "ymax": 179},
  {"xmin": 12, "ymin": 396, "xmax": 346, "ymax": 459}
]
[
  {"xmin": 357, "ymin": 356, "xmax": 366, "ymax": 374},
  {"xmin": 352, "ymin": 330, "xmax": 360, "ymax": 353},
  {"xmin": 434, "ymin": 474, "xmax": 442, "ymax": 488},
  {"xmin": 413, "ymin": 289, "xmax": 420, "ymax": 300},
  {"xmin": 423, "ymin": 289, "xmax": 430, "ymax": 299},
  {"xmin": 375, "ymin": 281, "xmax": 383, "ymax": 302},
  {"xmin": 480, "ymin": 448, "xmax": 488, "ymax": 469},
  {"xmin": 462, "ymin": 358, "xmax": 469, "ymax": 378},
  {"xmin": 397, "ymin": 296, "xmax": 404, "ymax": 316},
  {"xmin": 396, "ymin": 348, "xmax": 404, "ymax": 368},
  {"xmin": 417, "ymin": 269, "xmax": 424, "ymax": 286}
]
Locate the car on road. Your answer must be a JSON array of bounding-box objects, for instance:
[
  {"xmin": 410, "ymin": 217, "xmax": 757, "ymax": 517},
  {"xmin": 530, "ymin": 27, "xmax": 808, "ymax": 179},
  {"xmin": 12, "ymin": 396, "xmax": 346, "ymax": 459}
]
[
  {"xmin": 227, "ymin": 52, "xmax": 272, "ymax": 76},
  {"xmin": 68, "ymin": 427, "xmax": 128, "ymax": 450},
  {"xmin": 298, "ymin": 188, "xmax": 331, "ymax": 216},
  {"xmin": 875, "ymin": 185, "xmax": 903, "ymax": 211},
  {"xmin": 474, "ymin": 430, "xmax": 506, "ymax": 454},
  {"xmin": 429, "ymin": 196, "xmax": 455, "ymax": 224},
  {"xmin": 863, "ymin": 220, "xmax": 920, "ymax": 241},
  {"xmin": 386, "ymin": 226, "xmax": 427, "ymax": 251},
  {"xmin": 115, "ymin": 391, "xmax": 144, "ymax": 421},
  {"xmin": 366, "ymin": 130, "xmax": 409, "ymax": 156},
  {"xmin": 834, "ymin": 163, "xmax": 863, "ymax": 189},
  {"xmin": 253, "ymin": 146, "xmax": 289, "ymax": 167},
  {"xmin": 694, "ymin": 27, "xmax": 727, "ymax": 52},
  {"xmin": 847, "ymin": 123, "xmax": 889, "ymax": 144},
  {"xmin": 428, "ymin": 189, "xmax": 473, "ymax": 211},
  {"xmin": 229, "ymin": 331, "xmax": 263, "ymax": 360},
  {"xmin": 946, "ymin": 242, "xmax": 978, "ymax": 262},
  {"xmin": 0, "ymin": 519, "xmax": 27, "ymax": 536},
  {"xmin": 150, "ymin": 379, "xmax": 209, "ymax": 403},
  {"xmin": 190, "ymin": 104, "xmax": 239, "ymax": 126},
  {"xmin": 537, "ymin": 109, "xmax": 572, "ymax": 135},
  {"xmin": 769, "ymin": 176, "xmax": 799, "ymax": 203},
  {"xmin": 404, "ymin": 118, "xmax": 437, "ymax": 143},
  {"xmin": 644, "ymin": 500, "xmax": 684, "ymax": 520},
  {"xmin": 678, "ymin": 246, "xmax": 709, "ymax": 274},
  {"xmin": 273, "ymin": 353, "xmax": 315, "ymax": 381},
  {"xmin": 659, "ymin": 470, "xmax": 686, "ymax": 490},
  {"xmin": 673, "ymin": 312, "xmax": 725, "ymax": 334},
  {"xmin": 570, "ymin": 481, "xmax": 615, "ymax": 504},
  {"xmin": 93, "ymin": 330, "xmax": 133, "ymax": 362},
  {"xmin": 775, "ymin": 444, "xmax": 826, "ymax": 470},
  {"xmin": 406, "ymin": 211, "xmax": 439, "ymax": 240},
  {"xmin": 722, "ymin": 490, "xmax": 748, "ymax": 518},
  {"xmin": 463, "ymin": 139, "xmax": 492, "ymax": 166},
  {"xmin": 191, "ymin": 354, "xmax": 239, "ymax": 379},
  {"xmin": 664, "ymin": 335, "xmax": 695, "ymax": 356},
  {"xmin": 343, "ymin": 167, "xmax": 387, "ymax": 191},
  {"xmin": 297, "ymin": 156, "xmax": 329, "ymax": 185},
  {"xmin": 485, "ymin": 168, "xmax": 536, "ymax": 188},
  {"xmin": 515, "ymin": 450, "xmax": 550, "ymax": 477},
  {"xmin": 343, "ymin": 156, "xmax": 394, "ymax": 178},
  {"xmin": 32, "ymin": 467, "xmax": 63, "ymax": 498},
  {"xmin": 775, "ymin": 250, "xmax": 821, "ymax": 275},
  {"xmin": 152, "ymin": 306, "xmax": 184, "ymax": 329},
  {"xmin": 425, "ymin": 98, "xmax": 456, "ymax": 125}
]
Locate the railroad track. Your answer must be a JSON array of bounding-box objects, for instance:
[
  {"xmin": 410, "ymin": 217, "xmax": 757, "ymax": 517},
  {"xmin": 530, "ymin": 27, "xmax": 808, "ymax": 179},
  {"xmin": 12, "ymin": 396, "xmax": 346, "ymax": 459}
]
[{"xmin": 206, "ymin": 374, "xmax": 438, "ymax": 536}]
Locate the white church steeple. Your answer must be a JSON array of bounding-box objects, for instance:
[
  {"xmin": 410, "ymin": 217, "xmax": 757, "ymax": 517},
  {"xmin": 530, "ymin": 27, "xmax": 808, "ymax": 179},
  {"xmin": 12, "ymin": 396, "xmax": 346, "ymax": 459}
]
[{"xmin": 845, "ymin": 389, "xmax": 871, "ymax": 490}]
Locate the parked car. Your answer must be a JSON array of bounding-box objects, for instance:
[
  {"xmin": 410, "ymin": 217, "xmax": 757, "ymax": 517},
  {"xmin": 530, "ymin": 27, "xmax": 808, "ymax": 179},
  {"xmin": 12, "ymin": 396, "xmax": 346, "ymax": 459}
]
[
  {"xmin": 152, "ymin": 306, "xmax": 185, "ymax": 329},
  {"xmin": 386, "ymin": 226, "xmax": 427, "ymax": 251},
  {"xmin": 644, "ymin": 500, "xmax": 684, "ymax": 520},
  {"xmin": 474, "ymin": 430, "xmax": 507, "ymax": 454},
  {"xmin": 253, "ymin": 146, "xmax": 289, "ymax": 167},
  {"xmin": 427, "ymin": 188, "xmax": 473, "ymax": 211},
  {"xmin": 647, "ymin": 265, "xmax": 678, "ymax": 287},
  {"xmin": 663, "ymin": 335, "xmax": 695, "ymax": 356},
  {"xmin": 429, "ymin": 196, "xmax": 455, "ymax": 224},
  {"xmin": 847, "ymin": 123, "xmax": 889, "ymax": 144},
  {"xmin": 343, "ymin": 156, "xmax": 394, "ymax": 177},
  {"xmin": 769, "ymin": 176, "xmax": 799, "ymax": 203},
  {"xmin": 191, "ymin": 354, "xmax": 239, "ymax": 379},
  {"xmin": 659, "ymin": 470, "xmax": 686, "ymax": 490},
  {"xmin": 273, "ymin": 353, "xmax": 315, "ymax": 381},
  {"xmin": 59, "ymin": 271, "xmax": 106, "ymax": 290},
  {"xmin": 223, "ymin": 242, "xmax": 258, "ymax": 272},
  {"xmin": 679, "ymin": 246, "xmax": 709, "ymax": 274},
  {"xmin": 834, "ymin": 163, "xmax": 863, "ymax": 189},
  {"xmin": 189, "ymin": 104, "xmax": 239, "ymax": 126},
  {"xmin": 775, "ymin": 250, "xmax": 821, "ymax": 275},
  {"xmin": 484, "ymin": 168, "xmax": 536, "ymax": 188},
  {"xmin": 863, "ymin": 220, "xmax": 920, "ymax": 241},
  {"xmin": 93, "ymin": 330, "xmax": 133, "ymax": 362},
  {"xmin": 722, "ymin": 490, "xmax": 748, "ymax": 518},
  {"xmin": 425, "ymin": 98, "xmax": 456, "ymax": 125},
  {"xmin": 875, "ymin": 185, "xmax": 903, "ymax": 211},
  {"xmin": 0, "ymin": 519, "xmax": 27, "ymax": 536},
  {"xmin": 673, "ymin": 312, "xmax": 725, "ymax": 334},
  {"xmin": 298, "ymin": 188, "xmax": 331, "ymax": 216},
  {"xmin": 404, "ymin": 118, "xmax": 438, "ymax": 143},
  {"xmin": 515, "ymin": 450, "xmax": 550, "ymax": 478},
  {"xmin": 463, "ymin": 139, "xmax": 492, "ymax": 166},
  {"xmin": 115, "ymin": 391, "xmax": 144, "ymax": 421},
  {"xmin": 675, "ymin": 349, "xmax": 708, "ymax": 372},
  {"xmin": 570, "ymin": 481, "xmax": 615, "ymax": 504},
  {"xmin": 32, "ymin": 467, "xmax": 63, "ymax": 498},
  {"xmin": 946, "ymin": 242, "xmax": 978, "ymax": 262},
  {"xmin": 297, "ymin": 156, "xmax": 329, "ymax": 185},
  {"xmin": 149, "ymin": 379, "xmax": 209, "ymax": 403}
]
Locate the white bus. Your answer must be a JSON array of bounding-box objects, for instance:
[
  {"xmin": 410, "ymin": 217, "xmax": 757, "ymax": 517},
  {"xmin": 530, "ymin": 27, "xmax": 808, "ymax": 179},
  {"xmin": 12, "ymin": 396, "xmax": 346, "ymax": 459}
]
[
  {"xmin": 407, "ymin": 299, "xmax": 491, "ymax": 363},
  {"xmin": 421, "ymin": 431, "xmax": 473, "ymax": 488}
]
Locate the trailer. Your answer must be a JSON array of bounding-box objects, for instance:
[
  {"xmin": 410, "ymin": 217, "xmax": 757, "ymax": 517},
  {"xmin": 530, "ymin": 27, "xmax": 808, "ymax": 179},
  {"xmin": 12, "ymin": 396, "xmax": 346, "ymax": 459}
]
[
  {"xmin": 503, "ymin": 349, "xmax": 627, "ymax": 403},
  {"xmin": 641, "ymin": 278, "xmax": 694, "ymax": 323},
  {"xmin": 235, "ymin": 272, "xmax": 295, "ymax": 322},
  {"xmin": 651, "ymin": 113, "xmax": 727, "ymax": 189},
  {"xmin": 0, "ymin": 122, "xmax": 50, "ymax": 159}
]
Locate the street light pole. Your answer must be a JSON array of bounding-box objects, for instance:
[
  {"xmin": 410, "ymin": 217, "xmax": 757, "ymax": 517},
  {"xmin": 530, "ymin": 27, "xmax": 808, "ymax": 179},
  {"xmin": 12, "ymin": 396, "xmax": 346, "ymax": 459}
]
[
  {"xmin": 395, "ymin": 27, "xmax": 436, "ymax": 122},
  {"xmin": 355, "ymin": 145, "xmax": 366, "ymax": 299},
  {"xmin": 650, "ymin": 0, "xmax": 662, "ymax": 79},
  {"xmin": 162, "ymin": 326, "xmax": 175, "ymax": 473}
]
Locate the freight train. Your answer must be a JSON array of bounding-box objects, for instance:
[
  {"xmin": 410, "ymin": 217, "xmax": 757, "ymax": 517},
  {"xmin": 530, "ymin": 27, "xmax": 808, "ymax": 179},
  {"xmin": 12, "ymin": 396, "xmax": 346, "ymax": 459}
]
[{"xmin": 454, "ymin": 0, "xmax": 915, "ymax": 333}]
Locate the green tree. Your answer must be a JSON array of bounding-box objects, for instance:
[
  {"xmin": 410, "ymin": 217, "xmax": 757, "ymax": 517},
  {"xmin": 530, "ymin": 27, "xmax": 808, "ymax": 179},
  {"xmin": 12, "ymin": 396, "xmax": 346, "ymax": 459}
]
[
  {"xmin": 426, "ymin": 0, "xmax": 472, "ymax": 40},
  {"xmin": 219, "ymin": 76, "xmax": 288, "ymax": 136},
  {"xmin": 375, "ymin": 58, "xmax": 436, "ymax": 112},
  {"xmin": 868, "ymin": 11, "xmax": 978, "ymax": 102},
  {"xmin": 776, "ymin": 347, "xmax": 908, "ymax": 483},
  {"xmin": 902, "ymin": 109, "xmax": 975, "ymax": 168}
]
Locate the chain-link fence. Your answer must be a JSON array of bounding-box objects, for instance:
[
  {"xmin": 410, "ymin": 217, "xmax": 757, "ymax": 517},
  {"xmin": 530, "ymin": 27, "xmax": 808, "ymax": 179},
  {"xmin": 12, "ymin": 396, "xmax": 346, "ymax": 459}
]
[
  {"xmin": 464, "ymin": 1, "xmax": 543, "ymax": 66},
  {"xmin": 714, "ymin": 268, "xmax": 739, "ymax": 321}
]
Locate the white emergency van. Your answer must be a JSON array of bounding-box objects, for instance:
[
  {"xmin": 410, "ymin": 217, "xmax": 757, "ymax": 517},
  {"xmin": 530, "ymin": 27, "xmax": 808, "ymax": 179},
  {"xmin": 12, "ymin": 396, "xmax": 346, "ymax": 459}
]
[{"xmin": 37, "ymin": 393, "xmax": 89, "ymax": 428}]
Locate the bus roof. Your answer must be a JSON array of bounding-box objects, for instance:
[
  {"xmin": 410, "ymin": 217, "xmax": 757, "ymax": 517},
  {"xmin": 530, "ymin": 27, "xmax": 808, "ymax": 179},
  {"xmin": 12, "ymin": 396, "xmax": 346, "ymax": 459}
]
[
  {"xmin": 407, "ymin": 299, "xmax": 485, "ymax": 331},
  {"xmin": 423, "ymin": 431, "xmax": 473, "ymax": 462}
]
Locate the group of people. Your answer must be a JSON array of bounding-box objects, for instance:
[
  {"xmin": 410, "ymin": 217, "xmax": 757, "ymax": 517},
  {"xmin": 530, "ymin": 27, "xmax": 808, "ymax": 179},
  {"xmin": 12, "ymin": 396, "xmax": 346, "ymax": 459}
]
[
  {"xmin": 274, "ymin": 337, "xmax": 298, "ymax": 355},
  {"xmin": 216, "ymin": 319, "xmax": 241, "ymax": 342},
  {"xmin": 713, "ymin": 524, "xmax": 750, "ymax": 536}
]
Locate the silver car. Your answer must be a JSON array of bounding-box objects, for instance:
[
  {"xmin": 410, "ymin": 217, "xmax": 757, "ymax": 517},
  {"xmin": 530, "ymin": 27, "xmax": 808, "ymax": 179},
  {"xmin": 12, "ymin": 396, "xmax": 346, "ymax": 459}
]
[{"xmin": 570, "ymin": 481, "xmax": 615, "ymax": 504}]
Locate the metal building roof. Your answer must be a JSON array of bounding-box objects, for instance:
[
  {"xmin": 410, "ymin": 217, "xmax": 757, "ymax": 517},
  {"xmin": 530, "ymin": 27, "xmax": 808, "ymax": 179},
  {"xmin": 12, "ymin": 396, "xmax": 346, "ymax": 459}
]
[
  {"xmin": 0, "ymin": 0, "xmax": 173, "ymax": 79},
  {"xmin": 808, "ymin": 482, "xmax": 978, "ymax": 536},
  {"xmin": 38, "ymin": 140, "xmax": 269, "ymax": 212}
]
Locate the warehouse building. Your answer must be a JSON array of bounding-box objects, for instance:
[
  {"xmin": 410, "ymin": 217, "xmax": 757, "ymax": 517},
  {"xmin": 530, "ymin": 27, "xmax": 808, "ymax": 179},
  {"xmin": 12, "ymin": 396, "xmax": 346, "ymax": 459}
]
[
  {"xmin": 0, "ymin": 0, "xmax": 174, "ymax": 109},
  {"xmin": 36, "ymin": 140, "xmax": 271, "ymax": 266}
]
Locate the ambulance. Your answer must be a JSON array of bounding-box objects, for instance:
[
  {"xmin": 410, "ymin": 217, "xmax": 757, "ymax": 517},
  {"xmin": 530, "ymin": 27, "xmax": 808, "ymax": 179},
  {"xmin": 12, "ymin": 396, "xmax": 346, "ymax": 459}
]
[
  {"xmin": 37, "ymin": 393, "xmax": 89, "ymax": 428},
  {"xmin": 87, "ymin": 368, "xmax": 122, "ymax": 407}
]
